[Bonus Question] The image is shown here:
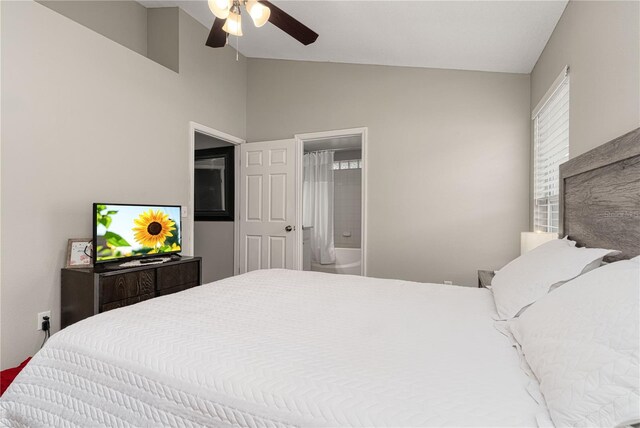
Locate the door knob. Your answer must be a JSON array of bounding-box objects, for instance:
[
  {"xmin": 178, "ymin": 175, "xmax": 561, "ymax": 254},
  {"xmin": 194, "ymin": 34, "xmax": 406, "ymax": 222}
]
[{"xmin": 285, "ymin": 225, "xmax": 294, "ymax": 232}]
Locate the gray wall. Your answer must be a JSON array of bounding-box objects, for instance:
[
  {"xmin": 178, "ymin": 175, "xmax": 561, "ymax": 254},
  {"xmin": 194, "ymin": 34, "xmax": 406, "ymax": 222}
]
[
  {"xmin": 247, "ymin": 59, "xmax": 531, "ymax": 287},
  {"xmin": 1, "ymin": 1, "xmax": 246, "ymax": 369},
  {"xmin": 39, "ymin": 1, "xmax": 182, "ymax": 73},
  {"xmin": 194, "ymin": 223, "xmax": 235, "ymax": 283},
  {"xmin": 147, "ymin": 7, "xmax": 179, "ymax": 72},
  {"xmin": 531, "ymin": 0, "xmax": 640, "ymax": 158},
  {"xmin": 194, "ymin": 133, "xmax": 235, "ymax": 284},
  {"xmin": 37, "ymin": 1, "xmax": 148, "ymax": 56},
  {"xmin": 9, "ymin": 0, "xmax": 631, "ymax": 371},
  {"xmin": 334, "ymin": 150, "xmax": 362, "ymax": 249}
]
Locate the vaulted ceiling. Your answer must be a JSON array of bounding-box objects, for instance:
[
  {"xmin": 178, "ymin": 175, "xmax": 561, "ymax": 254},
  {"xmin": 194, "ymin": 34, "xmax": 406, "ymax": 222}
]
[{"xmin": 138, "ymin": 0, "xmax": 568, "ymax": 73}]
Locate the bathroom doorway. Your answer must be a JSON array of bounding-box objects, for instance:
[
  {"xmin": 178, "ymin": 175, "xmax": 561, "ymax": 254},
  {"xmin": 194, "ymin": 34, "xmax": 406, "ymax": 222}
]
[
  {"xmin": 188, "ymin": 122, "xmax": 244, "ymax": 283},
  {"xmin": 295, "ymin": 128, "xmax": 368, "ymax": 276}
]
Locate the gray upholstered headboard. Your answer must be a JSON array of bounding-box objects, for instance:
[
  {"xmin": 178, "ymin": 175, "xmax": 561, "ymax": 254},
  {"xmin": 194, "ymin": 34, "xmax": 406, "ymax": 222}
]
[{"xmin": 559, "ymin": 127, "xmax": 640, "ymax": 261}]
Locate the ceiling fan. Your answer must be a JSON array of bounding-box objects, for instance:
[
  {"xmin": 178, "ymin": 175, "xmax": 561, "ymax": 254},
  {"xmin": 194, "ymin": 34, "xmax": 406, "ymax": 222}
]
[{"xmin": 205, "ymin": 0, "xmax": 319, "ymax": 48}]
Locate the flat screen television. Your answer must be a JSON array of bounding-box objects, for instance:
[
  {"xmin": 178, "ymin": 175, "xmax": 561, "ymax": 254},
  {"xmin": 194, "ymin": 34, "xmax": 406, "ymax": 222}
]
[{"xmin": 93, "ymin": 203, "xmax": 182, "ymax": 264}]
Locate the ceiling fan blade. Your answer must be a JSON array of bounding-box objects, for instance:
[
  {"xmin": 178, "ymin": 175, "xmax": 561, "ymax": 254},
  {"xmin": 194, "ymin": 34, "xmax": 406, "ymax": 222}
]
[
  {"xmin": 206, "ymin": 18, "xmax": 226, "ymax": 48},
  {"xmin": 260, "ymin": 0, "xmax": 318, "ymax": 46}
]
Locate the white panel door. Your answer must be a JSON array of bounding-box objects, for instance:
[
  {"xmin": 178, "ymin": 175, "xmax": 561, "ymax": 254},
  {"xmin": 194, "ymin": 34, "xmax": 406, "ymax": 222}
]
[{"xmin": 240, "ymin": 139, "xmax": 297, "ymax": 273}]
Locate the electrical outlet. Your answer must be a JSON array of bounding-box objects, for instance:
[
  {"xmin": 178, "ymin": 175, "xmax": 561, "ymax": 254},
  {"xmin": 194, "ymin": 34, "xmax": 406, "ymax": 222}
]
[
  {"xmin": 443, "ymin": 280, "xmax": 453, "ymax": 285},
  {"xmin": 37, "ymin": 311, "xmax": 51, "ymax": 331}
]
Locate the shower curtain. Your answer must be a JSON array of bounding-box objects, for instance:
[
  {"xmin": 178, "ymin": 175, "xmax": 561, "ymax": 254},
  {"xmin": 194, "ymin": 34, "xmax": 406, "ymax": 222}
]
[{"xmin": 303, "ymin": 151, "xmax": 336, "ymax": 265}]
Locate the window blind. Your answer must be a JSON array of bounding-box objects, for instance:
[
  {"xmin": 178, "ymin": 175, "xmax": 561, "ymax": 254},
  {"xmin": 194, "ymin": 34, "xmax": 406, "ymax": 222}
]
[{"xmin": 533, "ymin": 69, "xmax": 569, "ymax": 233}]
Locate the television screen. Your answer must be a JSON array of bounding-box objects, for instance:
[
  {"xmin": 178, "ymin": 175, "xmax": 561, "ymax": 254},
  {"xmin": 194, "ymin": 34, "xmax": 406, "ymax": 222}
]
[{"xmin": 94, "ymin": 203, "xmax": 181, "ymax": 263}]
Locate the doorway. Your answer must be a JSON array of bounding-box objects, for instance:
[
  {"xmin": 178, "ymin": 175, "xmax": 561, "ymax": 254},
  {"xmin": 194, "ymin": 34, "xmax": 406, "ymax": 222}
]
[
  {"xmin": 295, "ymin": 128, "xmax": 368, "ymax": 276},
  {"xmin": 188, "ymin": 122, "xmax": 244, "ymax": 283}
]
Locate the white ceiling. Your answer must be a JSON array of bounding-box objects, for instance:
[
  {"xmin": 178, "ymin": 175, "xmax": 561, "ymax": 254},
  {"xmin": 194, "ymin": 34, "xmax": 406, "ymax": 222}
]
[{"xmin": 138, "ymin": 0, "xmax": 568, "ymax": 73}]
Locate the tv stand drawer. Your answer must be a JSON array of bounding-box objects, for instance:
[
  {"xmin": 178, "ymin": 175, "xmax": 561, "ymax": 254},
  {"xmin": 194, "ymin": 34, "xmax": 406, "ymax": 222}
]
[
  {"xmin": 156, "ymin": 281, "xmax": 199, "ymax": 297},
  {"xmin": 100, "ymin": 270, "xmax": 156, "ymax": 304},
  {"xmin": 101, "ymin": 292, "xmax": 155, "ymax": 313},
  {"xmin": 157, "ymin": 261, "xmax": 199, "ymax": 290},
  {"xmin": 61, "ymin": 257, "xmax": 202, "ymax": 329}
]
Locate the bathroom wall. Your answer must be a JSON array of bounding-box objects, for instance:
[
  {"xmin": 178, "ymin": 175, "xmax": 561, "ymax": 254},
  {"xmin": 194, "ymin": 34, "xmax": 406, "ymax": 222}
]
[{"xmin": 334, "ymin": 150, "xmax": 362, "ymax": 249}]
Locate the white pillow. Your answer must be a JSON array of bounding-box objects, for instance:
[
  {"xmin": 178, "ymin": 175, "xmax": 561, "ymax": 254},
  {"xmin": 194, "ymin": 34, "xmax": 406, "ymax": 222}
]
[
  {"xmin": 491, "ymin": 239, "xmax": 618, "ymax": 319},
  {"xmin": 509, "ymin": 258, "xmax": 640, "ymax": 427}
]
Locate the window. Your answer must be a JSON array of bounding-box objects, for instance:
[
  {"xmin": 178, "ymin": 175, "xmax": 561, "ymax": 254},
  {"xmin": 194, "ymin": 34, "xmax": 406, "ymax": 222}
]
[
  {"xmin": 332, "ymin": 159, "xmax": 362, "ymax": 170},
  {"xmin": 533, "ymin": 67, "xmax": 570, "ymax": 233}
]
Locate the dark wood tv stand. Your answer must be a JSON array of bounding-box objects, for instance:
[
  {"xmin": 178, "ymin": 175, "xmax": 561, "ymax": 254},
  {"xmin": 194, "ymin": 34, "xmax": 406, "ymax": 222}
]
[{"xmin": 61, "ymin": 256, "xmax": 202, "ymax": 329}]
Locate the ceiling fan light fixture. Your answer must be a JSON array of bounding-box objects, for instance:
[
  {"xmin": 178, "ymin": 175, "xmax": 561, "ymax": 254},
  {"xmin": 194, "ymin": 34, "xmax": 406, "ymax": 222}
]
[
  {"xmin": 205, "ymin": 0, "xmax": 318, "ymax": 49},
  {"xmin": 246, "ymin": 1, "xmax": 270, "ymax": 28},
  {"xmin": 208, "ymin": 0, "xmax": 230, "ymax": 19},
  {"xmin": 222, "ymin": 10, "xmax": 243, "ymax": 36}
]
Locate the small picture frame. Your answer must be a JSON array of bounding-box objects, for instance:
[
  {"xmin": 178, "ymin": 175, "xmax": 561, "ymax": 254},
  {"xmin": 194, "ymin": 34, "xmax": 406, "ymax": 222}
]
[{"xmin": 66, "ymin": 239, "xmax": 93, "ymax": 268}]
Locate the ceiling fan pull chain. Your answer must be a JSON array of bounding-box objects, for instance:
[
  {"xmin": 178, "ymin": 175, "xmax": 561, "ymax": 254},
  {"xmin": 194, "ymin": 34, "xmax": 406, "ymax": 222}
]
[{"xmin": 236, "ymin": 35, "xmax": 239, "ymax": 61}]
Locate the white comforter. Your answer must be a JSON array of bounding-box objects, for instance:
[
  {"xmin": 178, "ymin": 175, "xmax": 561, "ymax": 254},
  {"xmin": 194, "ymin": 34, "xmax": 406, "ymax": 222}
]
[{"xmin": 1, "ymin": 269, "xmax": 545, "ymax": 427}]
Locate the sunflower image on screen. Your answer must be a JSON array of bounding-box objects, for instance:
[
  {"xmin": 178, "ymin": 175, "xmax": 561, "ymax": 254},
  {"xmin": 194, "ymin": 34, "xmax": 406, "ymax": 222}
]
[
  {"xmin": 95, "ymin": 204, "xmax": 181, "ymax": 262},
  {"xmin": 133, "ymin": 210, "xmax": 175, "ymax": 248}
]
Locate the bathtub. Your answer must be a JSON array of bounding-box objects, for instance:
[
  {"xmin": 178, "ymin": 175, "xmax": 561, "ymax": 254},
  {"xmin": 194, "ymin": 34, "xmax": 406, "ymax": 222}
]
[{"xmin": 311, "ymin": 247, "xmax": 362, "ymax": 275}]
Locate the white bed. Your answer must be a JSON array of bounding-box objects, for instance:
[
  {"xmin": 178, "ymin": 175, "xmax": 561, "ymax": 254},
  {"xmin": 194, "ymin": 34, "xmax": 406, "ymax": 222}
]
[{"xmin": 0, "ymin": 269, "xmax": 546, "ymax": 427}]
